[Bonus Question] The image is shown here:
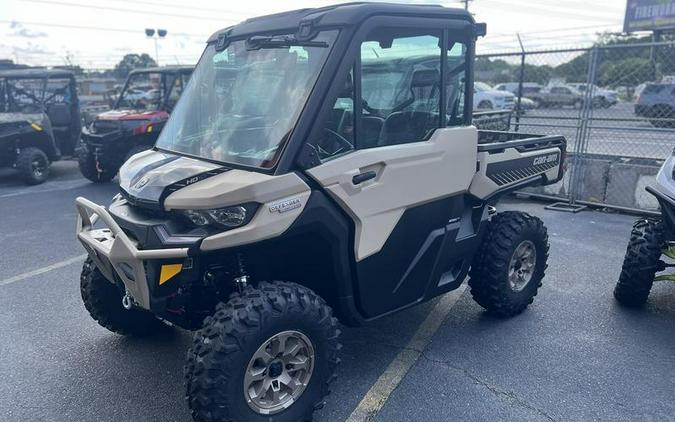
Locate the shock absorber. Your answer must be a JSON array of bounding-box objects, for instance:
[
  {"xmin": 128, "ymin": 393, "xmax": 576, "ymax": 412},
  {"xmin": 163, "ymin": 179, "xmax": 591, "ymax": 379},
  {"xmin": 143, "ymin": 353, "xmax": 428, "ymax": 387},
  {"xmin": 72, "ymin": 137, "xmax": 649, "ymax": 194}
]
[{"xmin": 233, "ymin": 253, "xmax": 249, "ymax": 293}]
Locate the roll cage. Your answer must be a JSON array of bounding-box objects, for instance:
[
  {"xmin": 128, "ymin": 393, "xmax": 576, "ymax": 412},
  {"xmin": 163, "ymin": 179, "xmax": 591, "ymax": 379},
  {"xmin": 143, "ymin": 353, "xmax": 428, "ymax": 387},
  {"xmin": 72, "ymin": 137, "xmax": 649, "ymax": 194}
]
[
  {"xmin": 200, "ymin": 3, "xmax": 483, "ymax": 176},
  {"xmin": 113, "ymin": 66, "xmax": 193, "ymax": 112}
]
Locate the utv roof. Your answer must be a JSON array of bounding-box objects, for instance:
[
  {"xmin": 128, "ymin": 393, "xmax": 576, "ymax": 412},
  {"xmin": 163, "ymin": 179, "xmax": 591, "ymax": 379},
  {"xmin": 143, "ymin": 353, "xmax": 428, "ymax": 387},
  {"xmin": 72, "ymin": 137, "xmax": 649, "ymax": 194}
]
[
  {"xmin": 0, "ymin": 68, "xmax": 75, "ymax": 79},
  {"xmin": 128, "ymin": 66, "xmax": 194, "ymax": 75},
  {"xmin": 208, "ymin": 2, "xmax": 475, "ymax": 42}
]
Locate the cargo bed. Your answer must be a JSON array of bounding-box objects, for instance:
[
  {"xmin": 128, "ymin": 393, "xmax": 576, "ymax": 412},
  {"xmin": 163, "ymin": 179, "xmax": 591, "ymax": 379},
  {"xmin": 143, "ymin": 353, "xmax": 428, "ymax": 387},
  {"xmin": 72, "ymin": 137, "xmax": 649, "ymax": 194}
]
[{"xmin": 470, "ymin": 130, "xmax": 567, "ymax": 200}]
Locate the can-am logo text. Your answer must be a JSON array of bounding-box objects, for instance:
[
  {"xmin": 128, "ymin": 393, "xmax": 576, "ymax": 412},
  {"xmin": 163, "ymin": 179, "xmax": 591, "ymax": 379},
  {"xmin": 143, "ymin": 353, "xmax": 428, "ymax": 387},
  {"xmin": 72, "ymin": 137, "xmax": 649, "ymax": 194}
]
[
  {"xmin": 133, "ymin": 176, "xmax": 150, "ymax": 190},
  {"xmin": 533, "ymin": 154, "xmax": 558, "ymax": 166}
]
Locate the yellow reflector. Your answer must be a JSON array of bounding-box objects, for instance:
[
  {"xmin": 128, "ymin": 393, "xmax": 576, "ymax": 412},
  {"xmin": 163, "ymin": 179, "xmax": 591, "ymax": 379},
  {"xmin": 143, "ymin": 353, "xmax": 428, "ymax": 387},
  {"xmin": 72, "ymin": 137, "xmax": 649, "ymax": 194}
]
[
  {"xmin": 146, "ymin": 125, "xmax": 153, "ymax": 133},
  {"xmin": 31, "ymin": 123, "xmax": 43, "ymax": 131},
  {"xmin": 159, "ymin": 263, "xmax": 182, "ymax": 285}
]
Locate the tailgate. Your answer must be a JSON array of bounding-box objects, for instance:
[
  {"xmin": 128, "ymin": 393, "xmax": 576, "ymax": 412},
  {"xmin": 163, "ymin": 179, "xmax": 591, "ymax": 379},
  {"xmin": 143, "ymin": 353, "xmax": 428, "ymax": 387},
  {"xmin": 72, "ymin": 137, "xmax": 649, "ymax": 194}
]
[{"xmin": 470, "ymin": 131, "xmax": 566, "ymax": 200}]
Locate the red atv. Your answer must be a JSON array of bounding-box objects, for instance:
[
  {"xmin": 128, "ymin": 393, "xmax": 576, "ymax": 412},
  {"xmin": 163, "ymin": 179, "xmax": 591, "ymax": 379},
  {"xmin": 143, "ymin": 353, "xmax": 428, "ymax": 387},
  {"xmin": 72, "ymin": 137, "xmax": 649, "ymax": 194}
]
[{"xmin": 78, "ymin": 66, "xmax": 193, "ymax": 182}]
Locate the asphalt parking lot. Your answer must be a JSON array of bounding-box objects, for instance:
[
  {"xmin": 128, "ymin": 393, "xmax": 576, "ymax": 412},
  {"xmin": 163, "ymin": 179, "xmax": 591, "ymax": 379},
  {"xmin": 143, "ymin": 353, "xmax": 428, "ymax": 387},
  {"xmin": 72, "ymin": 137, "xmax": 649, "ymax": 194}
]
[
  {"xmin": 1, "ymin": 161, "xmax": 675, "ymax": 422},
  {"xmin": 517, "ymin": 103, "xmax": 674, "ymax": 160}
]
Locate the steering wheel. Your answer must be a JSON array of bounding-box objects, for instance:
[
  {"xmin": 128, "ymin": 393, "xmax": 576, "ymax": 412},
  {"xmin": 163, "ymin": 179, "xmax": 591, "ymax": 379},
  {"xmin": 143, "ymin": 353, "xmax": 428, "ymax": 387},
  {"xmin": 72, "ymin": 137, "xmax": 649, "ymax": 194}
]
[{"xmin": 317, "ymin": 128, "xmax": 353, "ymax": 159}]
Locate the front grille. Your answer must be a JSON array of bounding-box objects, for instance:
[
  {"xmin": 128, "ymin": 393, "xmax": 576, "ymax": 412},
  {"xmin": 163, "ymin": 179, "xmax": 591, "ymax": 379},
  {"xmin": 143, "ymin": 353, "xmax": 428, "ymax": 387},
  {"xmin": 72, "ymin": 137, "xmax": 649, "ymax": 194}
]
[
  {"xmin": 120, "ymin": 188, "xmax": 166, "ymax": 216},
  {"xmin": 93, "ymin": 120, "xmax": 121, "ymax": 134}
]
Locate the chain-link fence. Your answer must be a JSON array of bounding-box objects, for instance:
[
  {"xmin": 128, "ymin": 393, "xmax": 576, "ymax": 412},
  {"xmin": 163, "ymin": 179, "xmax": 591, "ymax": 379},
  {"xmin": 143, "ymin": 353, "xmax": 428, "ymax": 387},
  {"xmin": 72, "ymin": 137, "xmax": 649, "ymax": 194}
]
[{"xmin": 477, "ymin": 41, "xmax": 675, "ymax": 213}]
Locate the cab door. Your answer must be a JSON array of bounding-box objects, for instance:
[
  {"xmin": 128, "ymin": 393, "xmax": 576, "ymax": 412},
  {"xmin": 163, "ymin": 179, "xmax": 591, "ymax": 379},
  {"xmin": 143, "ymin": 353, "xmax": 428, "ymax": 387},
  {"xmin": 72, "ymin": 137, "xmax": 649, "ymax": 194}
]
[{"xmin": 305, "ymin": 22, "xmax": 478, "ymax": 318}]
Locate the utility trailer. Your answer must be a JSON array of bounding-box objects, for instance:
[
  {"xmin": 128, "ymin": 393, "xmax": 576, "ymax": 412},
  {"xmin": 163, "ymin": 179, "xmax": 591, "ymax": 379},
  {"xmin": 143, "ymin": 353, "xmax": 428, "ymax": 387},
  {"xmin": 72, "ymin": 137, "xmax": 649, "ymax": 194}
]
[{"xmin": 73, "ymin": 4, "xmax": 566, "ymax": 421}]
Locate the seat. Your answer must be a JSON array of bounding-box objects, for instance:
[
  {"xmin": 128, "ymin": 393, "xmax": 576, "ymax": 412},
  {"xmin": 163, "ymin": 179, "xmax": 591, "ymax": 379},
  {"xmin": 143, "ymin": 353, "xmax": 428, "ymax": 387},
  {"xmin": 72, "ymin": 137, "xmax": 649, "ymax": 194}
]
[
  {"xmin": 358, "ymin": 115, "xmax": 384, "ymax": 149},
  {"xmin": 47, "ymin": 103, "xmax": 71, "ymax": 127},
  {"xmin": 379, "ymin": 111, "xmax": 437, "ymax": 146}
]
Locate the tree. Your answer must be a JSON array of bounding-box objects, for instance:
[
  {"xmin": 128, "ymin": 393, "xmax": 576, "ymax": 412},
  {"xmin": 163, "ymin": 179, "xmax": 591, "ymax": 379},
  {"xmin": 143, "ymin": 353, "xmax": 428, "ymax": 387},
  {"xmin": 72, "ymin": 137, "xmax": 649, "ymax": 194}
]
[{"xmin": 113, "ymin": 54, "xmax": 157, "ymax": 79}]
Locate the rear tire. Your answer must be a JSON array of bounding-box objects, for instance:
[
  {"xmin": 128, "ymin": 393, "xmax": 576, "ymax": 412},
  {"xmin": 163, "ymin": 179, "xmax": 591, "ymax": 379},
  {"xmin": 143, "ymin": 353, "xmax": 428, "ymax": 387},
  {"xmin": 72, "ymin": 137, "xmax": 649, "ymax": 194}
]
[
  {"xmin": 469, "ymin": 211, "xmax": 549, "ymax": 317},
  {"xmin": 477, "ymin": 100, "xmax": 493, "ymax": 110},
  {"xmin": 16, "ymin": 147, "xmax": 49, "ymax": 185},
  {"xmin": 80, "ymin": 258, "xmax": 167, "ymax": 336},
  {"xmin": 614, "ymin": 219, "xmax": 664, "ymax": 307},
  {"xmin": 185, "ymin": 281, "xmax": 341, "ymax": 422},
  {"xmin": 78, "ymin": 149, "xmax": 114, "ymax": 183}
]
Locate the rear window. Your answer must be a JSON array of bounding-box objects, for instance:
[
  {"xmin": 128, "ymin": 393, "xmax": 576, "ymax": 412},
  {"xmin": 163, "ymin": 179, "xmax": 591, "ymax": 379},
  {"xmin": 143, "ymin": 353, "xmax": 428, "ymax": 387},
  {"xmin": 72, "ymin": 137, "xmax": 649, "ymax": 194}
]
[{"xmin": 643, "ymin": 84, "xmax": 665, "ymax": 95}]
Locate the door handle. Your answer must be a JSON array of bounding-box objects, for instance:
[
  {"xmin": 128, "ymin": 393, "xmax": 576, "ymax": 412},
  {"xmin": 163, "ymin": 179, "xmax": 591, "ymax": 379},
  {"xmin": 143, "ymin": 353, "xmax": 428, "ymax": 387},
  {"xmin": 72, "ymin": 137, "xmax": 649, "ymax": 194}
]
[{"xmin": 352, "ymin": 170, "xmax": 376, "ymax": 185}]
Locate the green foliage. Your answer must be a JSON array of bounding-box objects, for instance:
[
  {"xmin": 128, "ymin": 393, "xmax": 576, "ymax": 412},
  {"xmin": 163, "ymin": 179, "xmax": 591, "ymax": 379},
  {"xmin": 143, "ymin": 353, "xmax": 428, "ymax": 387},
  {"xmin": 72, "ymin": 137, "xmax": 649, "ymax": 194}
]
[
  {"xmin": 113, "ymin": 54, "xmax": 157, "ymax": 79},
  {"xmin": 477, "ymin": 32, "xmax": 675, "ymax": 88}
]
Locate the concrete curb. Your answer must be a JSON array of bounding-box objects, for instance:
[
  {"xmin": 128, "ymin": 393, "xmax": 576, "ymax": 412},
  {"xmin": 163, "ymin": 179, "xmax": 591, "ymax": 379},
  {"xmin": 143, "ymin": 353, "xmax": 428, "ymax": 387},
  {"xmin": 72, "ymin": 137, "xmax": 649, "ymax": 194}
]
[{"xmin": 521, "ymin": 153, "xmax": 664, "ymax": 211}]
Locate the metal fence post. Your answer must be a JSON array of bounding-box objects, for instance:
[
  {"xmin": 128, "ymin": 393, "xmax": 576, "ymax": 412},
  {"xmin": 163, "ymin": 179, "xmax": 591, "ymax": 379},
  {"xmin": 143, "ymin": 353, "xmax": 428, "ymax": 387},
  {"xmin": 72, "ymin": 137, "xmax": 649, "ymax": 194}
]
[
  {"xmin": 514, "ymin": 34, "xmax": 525, "ymax": 132},
  {"xmin": 567, "ymin": 46, "xmax": 598, "ymax": 208}
]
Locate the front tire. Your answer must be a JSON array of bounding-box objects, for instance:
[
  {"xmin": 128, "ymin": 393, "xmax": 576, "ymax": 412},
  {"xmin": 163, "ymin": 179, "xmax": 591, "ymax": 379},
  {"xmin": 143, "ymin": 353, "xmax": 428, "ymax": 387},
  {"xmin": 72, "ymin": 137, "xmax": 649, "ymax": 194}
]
[
  {"xmin": 614, "ymin": 219, "xmax": 664, "ymax": 307},
  {"xmin": 77, "ymin": 149, "xmax": 114, "ymax": 183},
  {"xmin": 477, "ymin": 100, "xmax": 493, "ymax": 110},
  {"xmin": 469, "ymin": 211, "xmax": 549, "ymax": 317},
  {"xmin": 185, "ymin": 281, "xmax": 341, "ymax": 422},
  {"xmin": 16, "ymin": 147, "xmax": 50, "ymax": 185},
  {"xmin": 80, "ymin": 258, "xmax": 167, "ymax": 336}
]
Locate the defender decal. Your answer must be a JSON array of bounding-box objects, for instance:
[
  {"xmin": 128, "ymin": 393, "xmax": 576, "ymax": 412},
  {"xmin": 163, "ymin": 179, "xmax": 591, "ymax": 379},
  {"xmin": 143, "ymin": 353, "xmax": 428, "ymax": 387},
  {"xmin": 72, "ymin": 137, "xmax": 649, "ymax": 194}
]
[{"xmin": 269, "ymin": 198, "xmax": 302, "ymax": 214}]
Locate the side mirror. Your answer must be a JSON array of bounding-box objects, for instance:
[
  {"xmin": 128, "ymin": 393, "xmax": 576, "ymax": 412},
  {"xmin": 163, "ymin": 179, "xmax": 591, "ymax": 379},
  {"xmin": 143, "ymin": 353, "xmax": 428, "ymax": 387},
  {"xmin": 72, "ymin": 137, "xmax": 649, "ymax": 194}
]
[{"xmin": 474, "ymin": 23, "xmax": 487, "ymax": 38}]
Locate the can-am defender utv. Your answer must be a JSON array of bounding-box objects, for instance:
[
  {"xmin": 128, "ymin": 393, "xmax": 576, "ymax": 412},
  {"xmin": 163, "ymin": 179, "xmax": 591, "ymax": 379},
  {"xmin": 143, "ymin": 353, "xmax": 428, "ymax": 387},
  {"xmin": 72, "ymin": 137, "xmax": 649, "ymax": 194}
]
[
  {"xmin": 0, "ymin": 68, "xmax": 81, "ymax": 184},
  {"xmin": 75, "ymin": 4, "xmax": 566, "ymax": 421},
  {"xmin": 78, "ymin": 66, "xmax": 193, "ymax": 183},
  {"xmin": 614, "ymin": 148, "xmax": 675, "ymax": 306}
]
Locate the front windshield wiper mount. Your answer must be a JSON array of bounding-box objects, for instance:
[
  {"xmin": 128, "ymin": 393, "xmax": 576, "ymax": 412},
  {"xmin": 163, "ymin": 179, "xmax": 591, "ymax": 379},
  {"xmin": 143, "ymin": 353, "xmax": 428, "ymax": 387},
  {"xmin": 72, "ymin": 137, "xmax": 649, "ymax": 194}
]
[{"xmin": 246, "ymin": 35, "xmax": 328, "ymax": 50}]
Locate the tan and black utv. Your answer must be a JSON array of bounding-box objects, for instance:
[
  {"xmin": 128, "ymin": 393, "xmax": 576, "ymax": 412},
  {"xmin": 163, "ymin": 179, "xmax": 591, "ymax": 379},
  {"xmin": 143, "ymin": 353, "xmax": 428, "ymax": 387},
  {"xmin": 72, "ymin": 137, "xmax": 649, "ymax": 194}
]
[{"xmin": 75, "ymin": 3, "xmax": 566, "ymax": 421}]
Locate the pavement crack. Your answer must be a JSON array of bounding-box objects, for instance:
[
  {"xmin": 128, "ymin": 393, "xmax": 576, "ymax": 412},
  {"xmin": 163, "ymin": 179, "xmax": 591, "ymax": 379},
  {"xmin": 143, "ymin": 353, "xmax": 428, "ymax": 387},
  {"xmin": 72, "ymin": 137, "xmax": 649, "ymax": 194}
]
[{"xmin": 419, "ymin": 353, "xmax": 558, "ymax": 422}]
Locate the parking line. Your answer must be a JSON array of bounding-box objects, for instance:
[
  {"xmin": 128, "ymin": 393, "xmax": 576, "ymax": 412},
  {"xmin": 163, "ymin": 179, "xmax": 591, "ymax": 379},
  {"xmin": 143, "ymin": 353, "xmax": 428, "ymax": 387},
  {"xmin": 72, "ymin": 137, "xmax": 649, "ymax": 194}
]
[
  {"xmin": 0, "ymin": 254, "xmax": 87, "ymax": 287},
  {"xmin": 345, "ymin": 285, "xmax": 467, "ymax": 422}
]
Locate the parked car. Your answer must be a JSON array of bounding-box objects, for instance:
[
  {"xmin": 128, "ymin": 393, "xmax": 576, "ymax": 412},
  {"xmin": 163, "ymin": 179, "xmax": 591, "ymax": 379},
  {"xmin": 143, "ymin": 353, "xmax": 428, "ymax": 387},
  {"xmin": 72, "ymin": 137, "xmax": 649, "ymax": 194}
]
[
  {"xmin": 515, "ymin": 97, "xmax": 536, "ymax": 112},
  {"xmin": 568, "ymin": 83, "xmax": 618, "ymax": 108},
  {"xmin": 529, "ymin": 84, "xmax": 585, "ymax": 109},
  {"xmin": 474, "ymin": 81, "xmax": 515, "ymax": 110},
  {"xmin": 635, "ymin": 83, "xmax": 675, "ymax": 128},
  {"xmin": 0, "ymin": 68, "xmax": 81, "ymax": 184},
  {"xmin": 494, "ymin": 82, "xmax": 542, "ymax": 98}
]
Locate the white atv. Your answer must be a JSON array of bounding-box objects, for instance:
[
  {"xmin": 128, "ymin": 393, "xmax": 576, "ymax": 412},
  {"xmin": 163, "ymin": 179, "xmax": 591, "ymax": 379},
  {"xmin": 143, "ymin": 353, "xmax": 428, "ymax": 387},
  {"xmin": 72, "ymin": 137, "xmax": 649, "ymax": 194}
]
[
  {"xmin": 74, "ymin": 4, "xmax": 567, "ymax": 421},
  {"xmin": 615, "ymin": 148, "xmax": 675, "ymax": 306}
]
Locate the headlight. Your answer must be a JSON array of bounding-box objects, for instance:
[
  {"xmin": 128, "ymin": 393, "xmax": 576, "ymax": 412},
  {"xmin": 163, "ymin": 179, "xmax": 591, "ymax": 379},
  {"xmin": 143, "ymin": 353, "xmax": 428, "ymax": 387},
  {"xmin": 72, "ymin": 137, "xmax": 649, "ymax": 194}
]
[{"xmin": 180, "ymin": 204, "xmax": 257, "ymax": 229}]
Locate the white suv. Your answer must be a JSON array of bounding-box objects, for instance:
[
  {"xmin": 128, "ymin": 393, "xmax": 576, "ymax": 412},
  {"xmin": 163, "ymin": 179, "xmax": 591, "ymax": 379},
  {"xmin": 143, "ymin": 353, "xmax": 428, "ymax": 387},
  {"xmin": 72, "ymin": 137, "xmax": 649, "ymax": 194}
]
[{"xmin": 474, "ymin": 82, "xmax": 515, "ymax": 110}]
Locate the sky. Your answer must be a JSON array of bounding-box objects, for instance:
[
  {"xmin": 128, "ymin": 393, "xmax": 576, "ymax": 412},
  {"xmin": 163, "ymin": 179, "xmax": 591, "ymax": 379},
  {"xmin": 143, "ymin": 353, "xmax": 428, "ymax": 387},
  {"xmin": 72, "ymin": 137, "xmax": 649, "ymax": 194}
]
[{"xmin": 0, "ymin": 0, "xmax": 630, "ymax": 69}]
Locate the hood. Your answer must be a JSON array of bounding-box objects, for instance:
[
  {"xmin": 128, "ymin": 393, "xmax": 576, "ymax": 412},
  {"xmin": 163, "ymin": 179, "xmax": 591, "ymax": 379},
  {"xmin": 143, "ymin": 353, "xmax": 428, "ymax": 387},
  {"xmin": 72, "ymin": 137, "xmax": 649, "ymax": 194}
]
[
  {"xmin": 97, "ymin": 109, "xmax": 169, "ymax": 122},
  {"xmin": 487, "ymin": 90, "xmax": 514, "ymax": 100},
  {"xmin": 596, "ymin": 88, "xmax": 617, "ymax": 96},
  {"xmin": 118, "ymin": 149, "xmax": 228, "ymax": 209}
]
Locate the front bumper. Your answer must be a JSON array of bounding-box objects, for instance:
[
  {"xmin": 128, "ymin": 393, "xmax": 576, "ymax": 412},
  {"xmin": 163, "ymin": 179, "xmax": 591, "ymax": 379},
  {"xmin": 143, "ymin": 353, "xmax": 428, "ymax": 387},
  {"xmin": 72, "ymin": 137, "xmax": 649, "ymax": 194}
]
[{"xmin": 75, "ymin": 196, "xmax": 189, "ymax": 310}]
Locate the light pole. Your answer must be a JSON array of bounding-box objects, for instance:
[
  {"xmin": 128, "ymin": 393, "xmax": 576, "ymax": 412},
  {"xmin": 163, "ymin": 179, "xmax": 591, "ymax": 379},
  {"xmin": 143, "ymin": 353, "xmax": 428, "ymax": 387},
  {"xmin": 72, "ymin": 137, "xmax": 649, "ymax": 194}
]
[{"xmin": 145, "ymin": 28, "xmax": 167, "ymax": 66}]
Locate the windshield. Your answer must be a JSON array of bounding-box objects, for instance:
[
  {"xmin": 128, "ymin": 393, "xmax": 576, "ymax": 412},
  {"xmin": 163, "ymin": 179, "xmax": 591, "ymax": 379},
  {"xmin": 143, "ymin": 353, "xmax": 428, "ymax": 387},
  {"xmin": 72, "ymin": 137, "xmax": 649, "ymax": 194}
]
[
  {"xmin": 1, "ymin": 77, "xmax": 45, "ymax": 113},
  {"xmin": 156, "ymin": 30, "xmax": 337, "ymax": 169},
  {"xmin": 116, "ymin": 72, "xmax": 177, "ymax": 111}
]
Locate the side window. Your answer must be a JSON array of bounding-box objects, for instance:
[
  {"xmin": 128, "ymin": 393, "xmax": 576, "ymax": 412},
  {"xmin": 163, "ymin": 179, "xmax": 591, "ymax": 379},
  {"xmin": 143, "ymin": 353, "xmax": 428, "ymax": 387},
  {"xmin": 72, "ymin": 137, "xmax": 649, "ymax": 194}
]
[
  {"xmin": 359, "ymin": 28, "xmax": 442, "ymax": 148},
  {"xmin": 446, "ymin": 40, "xmax": 467, "ymax": 127},
  {"xmin": 304, "ymin": 70, "xmax": 356, "ymax": 164}
]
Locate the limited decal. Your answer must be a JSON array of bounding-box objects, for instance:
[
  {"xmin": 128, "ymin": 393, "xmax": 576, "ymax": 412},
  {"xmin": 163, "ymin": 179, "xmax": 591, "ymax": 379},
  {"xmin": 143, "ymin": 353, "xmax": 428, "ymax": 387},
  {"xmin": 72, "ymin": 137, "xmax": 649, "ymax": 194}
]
[
  {"xmin": 532, "ymin": 153, "xmax": 559, "ymax": 166},
  {"xmin": 269, "ymin": 197, "xmax": 302, "ymax": 214}
]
